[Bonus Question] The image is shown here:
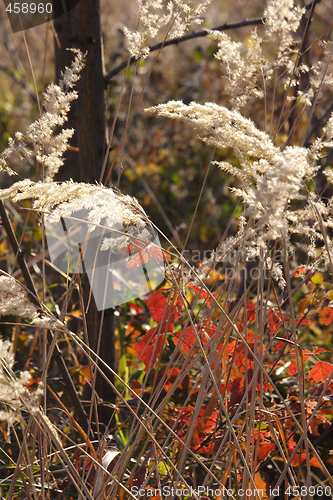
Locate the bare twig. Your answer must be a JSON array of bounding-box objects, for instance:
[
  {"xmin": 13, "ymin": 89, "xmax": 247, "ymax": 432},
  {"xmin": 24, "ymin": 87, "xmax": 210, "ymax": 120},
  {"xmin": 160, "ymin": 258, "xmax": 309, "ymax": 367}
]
[
  {"xmin": 105, "ymin": 0, "xmax": 323, "ymax": 83},
  {"xmin": 105, "ymin": 17, "xmax": 263, "ymax": 83}
]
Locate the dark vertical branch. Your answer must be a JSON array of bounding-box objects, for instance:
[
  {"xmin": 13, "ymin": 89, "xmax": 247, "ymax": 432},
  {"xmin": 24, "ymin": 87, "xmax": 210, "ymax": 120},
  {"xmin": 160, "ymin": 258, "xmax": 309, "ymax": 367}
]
[
  {"xmin": 53, "ymin": 0, "xmax": 116, "ymax": 426},
  {"xmin": 286, "ymin": 0, "xmax": 317, "ymax": 145},
  {"xmin": 53, "ymin": 0, "xmax": 108, "ymax": 184}
]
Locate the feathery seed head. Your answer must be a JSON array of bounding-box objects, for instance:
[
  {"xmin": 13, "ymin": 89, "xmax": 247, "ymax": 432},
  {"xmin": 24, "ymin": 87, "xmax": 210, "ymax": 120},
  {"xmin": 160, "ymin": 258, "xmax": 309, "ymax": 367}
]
[{"xmin": 0, "ymin": 49, "xmax": 85, "ymax": 181}]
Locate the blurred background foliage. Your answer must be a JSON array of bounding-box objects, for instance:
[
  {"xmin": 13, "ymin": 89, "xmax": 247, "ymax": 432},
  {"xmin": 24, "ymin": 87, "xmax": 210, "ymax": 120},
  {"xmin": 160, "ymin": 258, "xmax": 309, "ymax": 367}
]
[{"xmin": 0, "ymin": 0, "xmax": 332, "ymax": 259}]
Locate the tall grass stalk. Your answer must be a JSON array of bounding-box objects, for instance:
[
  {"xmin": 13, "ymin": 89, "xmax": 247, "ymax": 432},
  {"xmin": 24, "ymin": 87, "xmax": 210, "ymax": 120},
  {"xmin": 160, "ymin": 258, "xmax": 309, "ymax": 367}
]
[{"xmin": 1, "ymin": 0, "xmax": 333, "ymax": 499}]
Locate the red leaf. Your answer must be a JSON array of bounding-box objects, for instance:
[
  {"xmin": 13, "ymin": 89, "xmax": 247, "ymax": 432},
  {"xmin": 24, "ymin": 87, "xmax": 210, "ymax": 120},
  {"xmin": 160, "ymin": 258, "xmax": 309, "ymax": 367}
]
[
  {"xmin": 290, "ymin": 349, "xmax": 312, "ymax": 361},
  {"xmin": 128, "ymin": 238, "xmax": 147, "ymax": 253},
  {"xmin": 190, "ymin": 287, "xmax": 215, "ymax": 308},
  {"xmin": 314, "ymin": 347, "xmax": 331, "ymax": 354},
  {"xmin": 188, "ymin": 285, "xmax": 209, "ymax": 300},
  {"xmin": 147, "ymin": 291, "xmax": 169, "ymax": 323},
  {"xmin": 294, "ymin": 266, "xmax": 306, "ymax": 278},
  {"xmin": 173, "ymin": 322, "xmax": 216, "ymax": 355},
  {"xmin": 308, "ymin": 414, "xmax": 330, "ymax": 436},
  {"xmin": 129, "ymin": 303, "xmax": 144, "ymax": 320},
  {"xmin": 78, "ymin": 365, "xmax": 91, "ymax": 385},
  {"xmin": 169, "ymin": 405, "xmax": 218, "ymax": 453},
  {"xmin": 24, "ymin": 374, "xmax": 40, "ymax": 389},
  {"xmin": 289, "ymin": 449, "xmax": 321, "ymax": 468},
  {"xmin": 309, "ymin": 456, "xmax": 322, "ymax": 468},
  {"xmin": 287, "ymin": 361, "xmax": 298, "ymax": 376},
  {"xmin": 130, "ymin": 464, "xmax": 147, "ymax": 490},
  {"xmin": 126, "ymin": 250, "xmax": 149, "ymax": 269},
  {"xmin": 297, "ymin": 316, "xmax": 311, "ymax": 327},
  {"xmin": 233, "ymin": 343, "xmax": 254, "ymax": 373},
  {"xmin": 257, "ymin": 443, "xmax": 276, "ymax": 462},
  {"xmin": 246, "ymin": 300, "xmax": 256, "ymax": 323},
  {"xmin": 148, "ymin": 245, "xmax": 170, "ymax": 262},
  {"xmin": 319, "ymin": 306, "xmax": 333, "ymax": 326},
  {"xmin": 308, "ymin": 361, "xmax": 333, "ymax": 383},
  {"xmin": 146, "ymin": 290, "xmax": 181, "ymax": 324},
  {"xmin": 287, "ymin": 351, "xmax": 312, "ymax": 377},
  {"xmin": 228, "ymin": 377, "xmax": 246, "ymax": 409},
  {"xmin": 253, "ymin": 472, "xmax": 269, "ymax": 498},
  {"xmin": 173, "ymin": 326, "xmax": 196, "ymax": 354},
  {"xmin": 267, "ymin": 310, "xmax": 282, "ymax": 334},
  {"xmin": 126, "ymin": 241, "xmax": 169, "ymax": 269},
  {"xmin": 163, "ymin": 367, "xmax": 181, "ymax": 391},
  {"xmin": 135, "ymin": 327, "xmax": 165, "ymax": 369}
]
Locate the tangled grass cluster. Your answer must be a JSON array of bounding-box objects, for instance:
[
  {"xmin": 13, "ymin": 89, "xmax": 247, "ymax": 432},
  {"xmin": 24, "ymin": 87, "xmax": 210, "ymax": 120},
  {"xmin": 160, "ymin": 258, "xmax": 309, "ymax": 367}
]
[{"xmin": 145, "ymin": 0, "xmax": 333, "ymax": 288}]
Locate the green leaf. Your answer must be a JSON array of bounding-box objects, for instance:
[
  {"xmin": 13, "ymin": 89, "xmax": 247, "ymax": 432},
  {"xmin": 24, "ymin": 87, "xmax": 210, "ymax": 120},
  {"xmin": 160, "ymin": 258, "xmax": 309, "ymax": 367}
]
[{"xmin": 311, "ymin": 273, "xmax": 323, "ymax": 285}]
